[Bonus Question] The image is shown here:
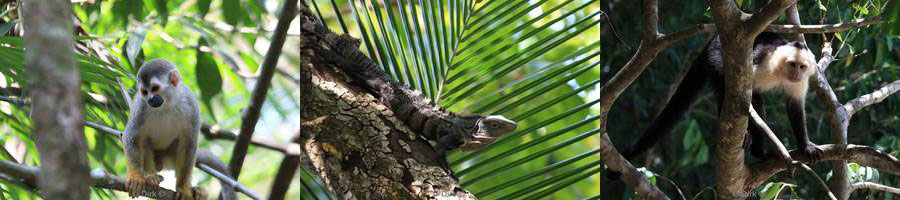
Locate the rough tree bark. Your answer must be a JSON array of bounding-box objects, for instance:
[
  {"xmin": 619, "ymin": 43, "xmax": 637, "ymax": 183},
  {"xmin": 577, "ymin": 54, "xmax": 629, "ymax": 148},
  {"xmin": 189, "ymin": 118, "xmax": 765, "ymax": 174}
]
[
  {"xmin": 21, "ymin": 0, "xmax": 92, "ymax": 199},
  {"xmin": 293, "ymin": 2, "xmax": 474, "ymax": 199}
]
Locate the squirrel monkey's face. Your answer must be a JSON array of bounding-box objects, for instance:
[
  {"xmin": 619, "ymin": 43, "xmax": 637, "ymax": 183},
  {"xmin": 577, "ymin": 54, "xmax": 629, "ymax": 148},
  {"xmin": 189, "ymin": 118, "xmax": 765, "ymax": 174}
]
[{"xmin": 137, "ymin": 59, "xmax": 181, "ymax": 108}]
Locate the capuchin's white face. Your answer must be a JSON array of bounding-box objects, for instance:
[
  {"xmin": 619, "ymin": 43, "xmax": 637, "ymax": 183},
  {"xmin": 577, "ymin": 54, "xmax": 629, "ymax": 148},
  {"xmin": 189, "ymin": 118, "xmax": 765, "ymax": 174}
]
[
  {"xmin": 771, "ymin": 42, "xmax": 817, "ymax": 83},
  {"xmin": 755, "ymin": 41, "xmax": 817, "ymax": 99}
]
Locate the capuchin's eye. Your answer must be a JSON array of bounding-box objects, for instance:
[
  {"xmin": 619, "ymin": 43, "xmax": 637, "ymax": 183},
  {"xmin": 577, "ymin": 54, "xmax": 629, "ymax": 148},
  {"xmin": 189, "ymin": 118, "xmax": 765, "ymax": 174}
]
[{"xmin": 151, "ymin": 85, "xmax": 160, "ymax": 92}]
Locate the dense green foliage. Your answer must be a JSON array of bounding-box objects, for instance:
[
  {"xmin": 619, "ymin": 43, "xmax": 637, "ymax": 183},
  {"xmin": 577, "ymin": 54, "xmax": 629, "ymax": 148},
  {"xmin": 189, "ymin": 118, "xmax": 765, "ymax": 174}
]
[
  {"xmin": 5, "ymin": 0, "xmax": 896, "ymax": 199},
  {"xmin": 0, "ymin": 0, "xmax": 603, "ymax": 199},
  {"xmin": 602, "ymin": 1, "xmax": 900, "ymax": 199}
]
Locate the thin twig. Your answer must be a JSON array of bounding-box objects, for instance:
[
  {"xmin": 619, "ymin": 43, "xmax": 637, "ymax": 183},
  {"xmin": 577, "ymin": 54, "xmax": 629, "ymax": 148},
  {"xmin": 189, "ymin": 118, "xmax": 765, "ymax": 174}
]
[
  {"xmin": 599, "ymin": 9, "xmax": 631, "ymax": 51},
  {"xmin": 749, "ymin": 105, "xmax": 837, "ymax": 200},
  {"xmin": 690, "ymin": 185, "xmax": 716, "ymax": 200},
  {"xmin": 796, "ymin": 163, "xmax": 837, "ymax": 200},
  {"xmin": 197, "ymin": 164, "xmax": 263, "ymax": 200},
  {"xmin": 653, "ymin": 172, "xmax": 686, "ymax": 200}
]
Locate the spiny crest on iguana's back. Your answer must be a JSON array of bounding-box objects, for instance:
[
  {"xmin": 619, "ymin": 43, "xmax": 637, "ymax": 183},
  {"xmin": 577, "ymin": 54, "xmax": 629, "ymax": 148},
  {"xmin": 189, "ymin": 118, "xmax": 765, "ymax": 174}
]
[{"xmin": 313, "ymin": 25, "xmax": 385, "ymax": 80}]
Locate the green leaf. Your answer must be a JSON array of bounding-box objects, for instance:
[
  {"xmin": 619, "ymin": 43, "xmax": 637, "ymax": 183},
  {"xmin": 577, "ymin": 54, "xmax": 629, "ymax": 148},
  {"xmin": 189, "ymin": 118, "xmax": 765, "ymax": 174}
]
[
  {"xmin": 197, "ymin": 0, "xmax": 212, "ymax": 17},
  {"xmin": 195, "ymin": 38, "xmax": 223, "ymax": 120},
  {"xmin": 124, "ymin": 26, "xmax": 147, "ymax": 68},
  {"xmin": 152, "ymin": 0, "xmax": 169, "ymax": 25},
  {"xmin": 761, "ymin": 182, "xmax": 786, "ymax": 200},
  {"xmin": 222, "ymin": 0, "xmax": 241, "ymax": 26}
]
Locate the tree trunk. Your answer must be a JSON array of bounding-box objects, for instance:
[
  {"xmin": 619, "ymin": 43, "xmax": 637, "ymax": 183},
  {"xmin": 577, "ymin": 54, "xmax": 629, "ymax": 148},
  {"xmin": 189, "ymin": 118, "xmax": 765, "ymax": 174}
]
[
  {"xmin": 294, "ymin": 6, "xmax": 475, "ymax": 198},
  {"xmin": 22, "ymin": 0, "xmax": 91, "ymax": 199},
  {"xmin": 296, "ymin": 56, "xmax": 475, "ymax": 199}
]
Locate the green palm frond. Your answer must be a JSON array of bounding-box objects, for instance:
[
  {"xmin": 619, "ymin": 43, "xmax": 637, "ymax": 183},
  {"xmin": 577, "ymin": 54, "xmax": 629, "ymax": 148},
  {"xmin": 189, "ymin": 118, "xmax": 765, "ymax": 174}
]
[{"xmin": 315, "ymin": 0, "xmax": 602, "ymax": 198}]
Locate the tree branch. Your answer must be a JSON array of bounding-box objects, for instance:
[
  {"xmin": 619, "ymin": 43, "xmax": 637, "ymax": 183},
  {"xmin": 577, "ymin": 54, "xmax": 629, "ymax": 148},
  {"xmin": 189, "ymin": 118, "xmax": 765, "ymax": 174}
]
[
  {"xmin": 745, "ymin": 0, "xmax": 796, "ymax": 35},
  {"xmin": 747, "ymin": 144, "xmax": 900, "ymax": 188},
  {"xmin": 266, "ymin": 134, "xmax": 302, "ymax": 200},
  {"xmin": 641, "ymin": 0, "xmax": 660, "ymax": 40},
  {"xmin": 765, "ymin": 17, "xmax": 884, "ymax": 33},
  {"xmin": 197, "ymin": 164, "xmax": 263, "ymax": 200},
  {"xmin": 750, "ymin": 105, "xmax": 837, "ymax": 200},
  {"xmin": 229, "ymin": 0, "xmax": 298, "ymax": 178},
  {"xmin": 852, "ymin": 182, "xmax": 900, "ymax": 195},
  {"xmin": 201, "ymin": 124, "xmax": 294, "ymax": 154},
  {"xmin": 0, "ymin": 160, "xmax": 175, "ymax": 199},
  {"xmin": 842, "ymin": 79, "xmax": 900, "ymax": 116},
  {"xmin": 594, "ymin": 1, "xmax": 670, "ymax": 198},
  {"xmin": 81, "ymin": 121, "xmax": 262, "ymax": 199}
]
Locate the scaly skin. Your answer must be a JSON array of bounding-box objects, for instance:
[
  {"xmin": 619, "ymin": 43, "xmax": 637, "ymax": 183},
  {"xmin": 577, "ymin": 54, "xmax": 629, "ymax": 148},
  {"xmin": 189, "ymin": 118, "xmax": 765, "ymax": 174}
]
[{"xmin": 301, "ymin": 22, "xmax": 518, "ymax": 174}]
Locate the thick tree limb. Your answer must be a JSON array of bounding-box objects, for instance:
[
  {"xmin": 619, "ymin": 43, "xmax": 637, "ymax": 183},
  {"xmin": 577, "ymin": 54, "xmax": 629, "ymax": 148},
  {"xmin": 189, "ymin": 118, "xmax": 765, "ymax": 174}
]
[
  {"xmin": 229, "ymin": 0, "xmax": 297, "ymax": 178},
  {"xmin": 747, "ymin": 144, "xmax": 900, "ymax": 187},
  {"xmin": 22, "ymin": 0, "xmax": 92, "ymax": 199},
  {"xmin": 707, "ymin": 0, "xmax": 796, "ymax": 198},
  {"xmin": 0, "ymin": 160, "xmax": 175, "ymax": 199}
]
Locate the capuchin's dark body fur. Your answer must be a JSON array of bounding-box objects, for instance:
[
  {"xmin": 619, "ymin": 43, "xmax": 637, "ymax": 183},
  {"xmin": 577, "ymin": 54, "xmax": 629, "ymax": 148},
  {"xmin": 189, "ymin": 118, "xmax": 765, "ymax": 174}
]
[{"xmin": 610, "ymin": 32, "xmax": 823, "ymax": 179}]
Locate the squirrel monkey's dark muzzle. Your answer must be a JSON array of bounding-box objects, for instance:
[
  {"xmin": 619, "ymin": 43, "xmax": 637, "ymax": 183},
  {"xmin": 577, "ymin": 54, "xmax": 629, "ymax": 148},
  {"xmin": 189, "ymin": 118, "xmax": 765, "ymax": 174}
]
[{"xmin": 148, "ymin": 95, "xmax": 164, "ymax": 107}]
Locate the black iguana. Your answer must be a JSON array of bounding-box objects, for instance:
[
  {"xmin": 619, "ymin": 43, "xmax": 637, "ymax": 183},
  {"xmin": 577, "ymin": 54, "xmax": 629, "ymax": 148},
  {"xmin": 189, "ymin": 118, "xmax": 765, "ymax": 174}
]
[{"xmin": 302, "ymin": 23, "xmax": 518, "ymax": 174}]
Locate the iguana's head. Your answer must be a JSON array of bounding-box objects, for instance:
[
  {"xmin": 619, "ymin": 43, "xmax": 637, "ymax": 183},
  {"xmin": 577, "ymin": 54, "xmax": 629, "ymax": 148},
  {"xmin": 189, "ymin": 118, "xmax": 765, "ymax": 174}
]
[{"xmin": 457, "ymin": 115, "xmax": 518, "ymax": 152}]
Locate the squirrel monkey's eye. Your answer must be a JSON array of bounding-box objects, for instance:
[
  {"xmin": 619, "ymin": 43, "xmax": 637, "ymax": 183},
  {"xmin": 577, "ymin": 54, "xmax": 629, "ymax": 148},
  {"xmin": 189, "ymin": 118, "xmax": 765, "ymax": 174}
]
[
  {"xmin": 151, "ymin": 85, "xmax": 160, "ymax": 92},
  {"xmin": 141, "ymin": 89, "xmax": 148, "ymax": 96}
]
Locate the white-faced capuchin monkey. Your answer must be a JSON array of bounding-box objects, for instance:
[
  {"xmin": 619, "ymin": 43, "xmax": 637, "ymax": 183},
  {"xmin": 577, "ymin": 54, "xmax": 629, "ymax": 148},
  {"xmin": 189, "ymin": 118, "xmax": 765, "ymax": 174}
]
[
  {"xmin": 123, "ymin": 59, "xmax": 236, "ymax": 200},
  {"xmin": 609, "ymin": 32, "xmax": 823, "ymax": 179}
]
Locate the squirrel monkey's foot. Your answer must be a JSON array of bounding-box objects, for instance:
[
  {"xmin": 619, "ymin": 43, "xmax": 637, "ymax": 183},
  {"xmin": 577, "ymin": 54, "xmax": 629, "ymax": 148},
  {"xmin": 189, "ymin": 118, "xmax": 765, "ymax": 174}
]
[
  {"xmin": 145, "ymin": 174, "xmax": 163, "ymax": 185},
  {"xmin": 192, "ymin": 187, "xmax": 208, "ymax": 200},
  {"xmin": 175, "ymin": 186, "xmax": 205, "ymax": 200},
  {"xmin": 125, "ymin": 173, "xmax": 161, "ymax": 198}
]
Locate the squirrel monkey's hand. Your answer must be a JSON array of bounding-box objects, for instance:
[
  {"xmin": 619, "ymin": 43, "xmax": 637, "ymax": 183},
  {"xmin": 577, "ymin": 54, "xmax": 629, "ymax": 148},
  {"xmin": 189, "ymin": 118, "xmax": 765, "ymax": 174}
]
[{"xmin": 125, "ymin": 171, "xmax": 163, "ymax": 198}]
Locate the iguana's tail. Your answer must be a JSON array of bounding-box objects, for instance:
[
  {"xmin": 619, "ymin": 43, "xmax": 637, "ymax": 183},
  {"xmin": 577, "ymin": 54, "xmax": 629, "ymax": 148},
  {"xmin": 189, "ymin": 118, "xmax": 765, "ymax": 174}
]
[{"xmin": 312, "ymin": 25, "xmax": 393, "ymax": 98}]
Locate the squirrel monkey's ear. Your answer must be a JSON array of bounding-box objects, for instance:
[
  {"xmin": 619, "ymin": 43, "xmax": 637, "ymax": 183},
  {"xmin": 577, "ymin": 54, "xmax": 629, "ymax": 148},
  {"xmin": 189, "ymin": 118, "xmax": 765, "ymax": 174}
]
[{"xmin": 169, "ymin": 70, "xmax": 180, "ymax": 86}]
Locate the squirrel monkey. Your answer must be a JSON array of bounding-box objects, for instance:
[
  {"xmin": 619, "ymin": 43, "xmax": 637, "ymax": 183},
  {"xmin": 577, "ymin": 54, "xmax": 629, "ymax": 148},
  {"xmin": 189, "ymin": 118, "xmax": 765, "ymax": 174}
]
[{"xmin": 123, "ymin": 59, "xmax": 236, "ymax": 200}]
